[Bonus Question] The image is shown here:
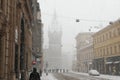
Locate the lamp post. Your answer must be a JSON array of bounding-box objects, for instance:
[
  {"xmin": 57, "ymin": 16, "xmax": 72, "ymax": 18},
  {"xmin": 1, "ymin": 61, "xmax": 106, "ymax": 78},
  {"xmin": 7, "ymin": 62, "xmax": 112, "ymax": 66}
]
[{"xmin": 45, "ymin": 61, "xmax": 48, "ymax": 75}]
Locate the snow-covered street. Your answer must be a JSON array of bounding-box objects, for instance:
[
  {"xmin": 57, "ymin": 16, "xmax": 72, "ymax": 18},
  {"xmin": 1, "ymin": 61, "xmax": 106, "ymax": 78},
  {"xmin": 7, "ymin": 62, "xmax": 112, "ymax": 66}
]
[
  {"xmin": 41, "ymin": 73, "xmax": 58, "ymax": 80},
  {"xmin": 41, "ymin": 71, "xmax": 120, "ymax": 80},
  {"xmin": 66, "ymin": 71, "xmax": 120, "ymax": 80}
]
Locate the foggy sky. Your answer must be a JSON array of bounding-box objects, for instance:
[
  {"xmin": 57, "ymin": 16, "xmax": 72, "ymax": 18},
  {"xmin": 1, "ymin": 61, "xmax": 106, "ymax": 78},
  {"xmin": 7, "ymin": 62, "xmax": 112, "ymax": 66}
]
[{"xmin": 38, "ymin": 0, "xmax": 120, "ymax": 54}]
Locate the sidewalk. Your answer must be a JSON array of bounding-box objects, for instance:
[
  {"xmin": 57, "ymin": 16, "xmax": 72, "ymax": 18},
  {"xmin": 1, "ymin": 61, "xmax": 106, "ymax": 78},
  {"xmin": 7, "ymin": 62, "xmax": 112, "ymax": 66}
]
[{"xmin": 41, "ymin": 73, "xmax": 58, "ymax": 80}]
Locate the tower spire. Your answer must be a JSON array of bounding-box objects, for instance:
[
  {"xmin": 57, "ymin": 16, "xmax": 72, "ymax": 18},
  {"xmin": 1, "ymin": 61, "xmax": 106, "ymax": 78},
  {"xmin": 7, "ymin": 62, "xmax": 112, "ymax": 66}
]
[
  {"xmin": 48, "ymin": 9, "xmax": 62, "ymax": 32},
  {"xmin": 47, "ymin": 5, "xmax": 62, "ymax": 69}
]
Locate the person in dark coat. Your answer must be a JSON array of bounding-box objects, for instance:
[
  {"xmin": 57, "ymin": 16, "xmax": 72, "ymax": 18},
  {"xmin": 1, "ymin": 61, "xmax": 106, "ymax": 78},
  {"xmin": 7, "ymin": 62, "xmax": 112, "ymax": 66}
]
[{"xmin": 29, "ymin": 68, "xmax": 41, "ymax": 80}]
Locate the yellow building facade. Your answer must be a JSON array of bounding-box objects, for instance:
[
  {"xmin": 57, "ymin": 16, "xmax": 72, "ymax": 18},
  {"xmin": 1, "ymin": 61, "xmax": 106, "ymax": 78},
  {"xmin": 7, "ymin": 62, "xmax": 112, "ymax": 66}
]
[{"xmin": 93, "ymin": 19, "xmax": 120, "ymax": 75}]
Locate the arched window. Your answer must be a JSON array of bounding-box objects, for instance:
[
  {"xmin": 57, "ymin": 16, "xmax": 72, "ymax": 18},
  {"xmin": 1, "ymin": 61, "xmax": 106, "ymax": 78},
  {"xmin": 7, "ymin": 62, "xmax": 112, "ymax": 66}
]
[{"xmin": 0, "ymin": 36, "xmax": 4, "ymax": 77}]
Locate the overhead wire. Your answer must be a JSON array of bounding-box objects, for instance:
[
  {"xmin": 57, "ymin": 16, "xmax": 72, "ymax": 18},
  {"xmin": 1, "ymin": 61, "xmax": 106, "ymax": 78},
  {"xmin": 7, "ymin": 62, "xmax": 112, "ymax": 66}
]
[{"xmin": 41, "ymin": 12, "xmax": 111, "ymax": 23}]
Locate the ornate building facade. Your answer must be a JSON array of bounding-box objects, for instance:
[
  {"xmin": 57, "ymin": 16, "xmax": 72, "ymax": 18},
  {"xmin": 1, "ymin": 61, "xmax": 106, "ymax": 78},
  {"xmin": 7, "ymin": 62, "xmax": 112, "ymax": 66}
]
[
  {"xmin": 0, "ymin": 0, "xmax": 42, "ymax": 80},
  {"xmin": 93, "ymin": 19, "xmax": 120, "ymax": 75},
  {"xmin": 32, "ymin": 0, "xmax": 43, "ymax": 73}
]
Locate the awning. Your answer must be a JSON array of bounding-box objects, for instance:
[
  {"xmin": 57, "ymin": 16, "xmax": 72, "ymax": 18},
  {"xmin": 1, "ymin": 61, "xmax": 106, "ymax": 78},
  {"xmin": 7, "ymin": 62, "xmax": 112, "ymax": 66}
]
[
  {"xmin": 114, "ymin": 61, "xmax": 120, "ymax": 64},
  {"xmin": 89, "ymin": 62, "xmax": 92, "ymax": 64},
  {"xmin": 105, "ymin": 62, "xmax": 112, "ymax": 64}
]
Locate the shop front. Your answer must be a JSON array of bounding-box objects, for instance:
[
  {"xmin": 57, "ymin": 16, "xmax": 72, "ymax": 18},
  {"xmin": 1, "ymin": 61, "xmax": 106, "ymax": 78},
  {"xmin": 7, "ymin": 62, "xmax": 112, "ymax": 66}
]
[
  {"xmin": 93, "ymin": 58, "xmax": 104, "ymax": 74},
  {"xmin": 106, "ymin": 56, "xmax": 120, "ymax": 75}
]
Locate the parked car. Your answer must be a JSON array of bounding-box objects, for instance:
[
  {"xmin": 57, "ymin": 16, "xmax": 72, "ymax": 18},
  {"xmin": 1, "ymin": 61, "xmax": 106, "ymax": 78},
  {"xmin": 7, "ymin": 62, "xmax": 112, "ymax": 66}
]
[{"xmin": 88, "ymin": 69, "xmax": 100, "ymax": 76}]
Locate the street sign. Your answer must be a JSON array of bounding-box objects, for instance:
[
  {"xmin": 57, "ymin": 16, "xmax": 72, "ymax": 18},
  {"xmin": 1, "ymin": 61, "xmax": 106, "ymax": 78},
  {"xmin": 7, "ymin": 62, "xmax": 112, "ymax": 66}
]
[{"xmin": 32, "ymin": 60, "xmax": 36, "ymax": 65}]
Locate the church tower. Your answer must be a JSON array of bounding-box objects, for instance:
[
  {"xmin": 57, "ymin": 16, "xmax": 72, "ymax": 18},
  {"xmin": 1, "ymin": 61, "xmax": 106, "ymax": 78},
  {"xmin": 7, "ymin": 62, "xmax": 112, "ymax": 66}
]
[{"xmin": 47, "ymin": 11, "xmax": 62, "ymax": 70}]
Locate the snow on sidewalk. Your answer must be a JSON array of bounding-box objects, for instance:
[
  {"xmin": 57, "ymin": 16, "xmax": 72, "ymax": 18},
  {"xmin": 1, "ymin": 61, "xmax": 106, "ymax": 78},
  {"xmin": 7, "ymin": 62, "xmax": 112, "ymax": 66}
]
[
  {"xmin": 99, "ymin": 74, "xmax": 120, "ymax": 80},
  {"xmin": 41, "ymin": 73, "xmax": 58, "ymax": 80}
]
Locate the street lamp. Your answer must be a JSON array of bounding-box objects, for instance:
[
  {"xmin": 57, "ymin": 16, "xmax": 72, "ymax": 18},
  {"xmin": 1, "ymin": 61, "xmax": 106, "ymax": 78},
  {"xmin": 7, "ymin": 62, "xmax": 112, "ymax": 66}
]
[{"xmin": 76, "ymin": 19, "xmax": 80, "ymax": 22}]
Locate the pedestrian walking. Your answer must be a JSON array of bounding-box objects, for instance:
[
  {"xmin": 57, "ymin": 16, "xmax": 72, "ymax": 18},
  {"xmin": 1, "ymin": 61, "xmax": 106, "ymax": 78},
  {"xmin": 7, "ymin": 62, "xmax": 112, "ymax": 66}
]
[{"xmin": 29, "ymin": 68, "xmax": 41, "ymax": 80}]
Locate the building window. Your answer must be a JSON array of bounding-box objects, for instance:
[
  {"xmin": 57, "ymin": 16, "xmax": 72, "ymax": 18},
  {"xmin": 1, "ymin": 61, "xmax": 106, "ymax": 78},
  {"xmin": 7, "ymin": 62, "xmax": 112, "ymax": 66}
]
[
  {"xmin": 119, "ymin": 44, "xmax": 120, "ymax": 52},
  {"xmin": 7, "ymin": 0, "xmax": 10, "ymax": 20},
  {"xmin": 0, "ymin": 37, "xmax": 4, "ymax": 76},
  {"xmin": 96, "ymin": 50, "xmax": 98, "ymax": 57},
  {"xmin": 95, "ymin": 38, "xmax": 96, "ymax": 43},
  {"xmin": 94, "ymin": 39, "xmax": 96, "ymax": 44},
  {"xmin": 98, "ymin": 36, "xmax": 100, "ymax": 43},
  {"xmin": 0, "ymin": 37, "xmax": 2, "ymax": 69},
  {"xmin": 101, "ymin": 36, "xmax": 102, "ymax": 42},
  {"xmin": 0, "ymin": 0, "xmax": 3, "ymax": 10},
  {"xmin": 118, "ymin": 28, "xmax": 120, "ymax": 35},
  {"xmin": 20, "ymin": 16, "xmax": 25, "ymax": 70},
  {"xmin": 94, "ymin": 38, "xmax": 96, "ymax": 44},
  {"xmin": 0, "ymin": 0, "xmax": 1, "ymax": 9},
  {"xmin": 105, "ymin": 47, "xmax": 107, "ymax": 56},
  {"xmin": 114, "ymin": 45, "xmax": 117, "ymax": 54},
  {"xmin": 116, "ymin": 44, "xmax": 119, "ymax": 53},
  {"xmin": 99, "ymin": 36, "xmax": 101, "ymax": 42},
  {"xmin": 103, "ymin": 48, "xmax": 105, "ymax": 56},
  {"xmin": 107, "ymin": 47, "xmax": 109, "ymax": 55},
  {"xmin": 116, "ymin": 28, "xmax": 119, "ymax": 36},
  {"xmin": 110, "ymin": 46, "xmax": 112, "ymax": 54},
  {"xmin": 106, "ymin": 33, "xmax": 108, "ymax": 40},
  {"xmin": 113, "ymin": 29, "xmax": 116, "ymax": 37},
  {"xmin": 100, "ymin": 48, "xmax": 102, "ymax": 57},
  {"xmin": 108, "ymin": 33, "xmax": 109, "ymax": 39},
  {"xmin": 103, "ymin": 35, "xmax": 105, "ymax": 41},
  {"xmin": 109, "ymin": 31, "xmax": 111, "ymax": 38},
  {"xmin": 15, "ymin": 44, "xmax": 19, "ymax": 78}
]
